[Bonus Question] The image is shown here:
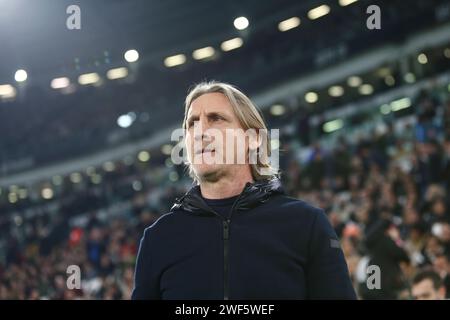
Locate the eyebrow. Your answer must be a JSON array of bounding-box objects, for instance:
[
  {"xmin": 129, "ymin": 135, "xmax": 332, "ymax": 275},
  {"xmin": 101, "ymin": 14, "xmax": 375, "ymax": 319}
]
[{"xmin": 186, "ymin": 111, "xmax": 230, "ymax": 125}]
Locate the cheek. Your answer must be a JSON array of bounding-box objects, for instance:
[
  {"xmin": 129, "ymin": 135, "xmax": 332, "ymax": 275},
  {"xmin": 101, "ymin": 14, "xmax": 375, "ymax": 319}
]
[{"xmin": 185, "ymin": 134, "xmax": 194, "ymax": 157}]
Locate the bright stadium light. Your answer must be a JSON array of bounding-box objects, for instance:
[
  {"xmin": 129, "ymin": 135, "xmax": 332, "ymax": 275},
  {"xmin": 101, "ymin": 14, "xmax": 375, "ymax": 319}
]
[
  {"xmin": 41, "ymin": 187, "xmax": 54, "ymax": 200},
  {"xmin": 161, "ymin": 144, "xmax": 173, "ymax": 156},
  {"xmin": 124, "ymin": 49, "xmax": 139, "ymax": 63},
  {"xmin": 70, "ymin": 172, "xmax": 82, "ymax": 184},
  {"xmin": 78, "ymin": 72, "xmax": 100, "ymax": 85},
  {"xmin": 51, "ymin": 77, "xmax": 70, "ymax": 89},
  {"xmin": 339, "ymin": 0, "xmax": 358, "ymax": 6},
  {"xmin": 390, "ymin": 97, "xmax": 411, "ymax": 112},
  {"xmin": 220, "ymin": 37, "xmax": 243, "ymax": 52},
  {"xmin": 192, "ymin": 46, "xmax": 215, "ymax": 60},
  {"xmin": 107, "ymin": 67, "xmax": 128, "ymax": 80},
  {"xmin": 164, "ymin": 54, "xmax": 186, "ymax": 67},
  {"xmin": 358, "ymin": 84, "xmax": 374, "ymax": 95},
  {"xmin": 0, "ymin": 84, "xmax": 16, "ymax": 98},
  {"xmin": 308, "ymin": 5, "xmax": 330, "ymax": 20},
  {"xmin": 278, "ymin": 17, "xmax": 300, "ymax": 32},
  {"xmin": 404, "ymin": 72, "xmax": 416, "ymax": 83},
  {"xmin": 270, "ymin": 104, "xmax": 286, "ymax": 116},
  {"xmin": 117, "ymin": 112, "xmax": 136, "ymax": 128},
  {"xmin": 138, "ymin": 151, "xmax": 150, "ymax": 162},
  {"xmin": 380, "ymin": 104, "xmax": 391, "ymax": 115},
  {"xmin": 347, "ymin": 76, "xmax": 362, "ymax": 87},
  {"xmin": 323, "ymin": 119, "xmax": 344, "ymax": 133},
  {"xmin": 14, "ymin": 69, "xmax": 27, "ymax": 82},
  {"xmin": 445, "ymin": 48, "xmax": 450, "ymax": 59},
  {"xmin": 384, "ymin": 75, "xmax": 395, "ymax": 86},
  {"xmin": 305, "ymin": 91, "xmax": 318, "ymax": 103},
  {"xmin": 234, "ymin": 16, "xmax": 249, "ymax": 30},
  {"xmin": 328, "ymin": 85, "xmax": 344, "ymax": 97},
  {"xmin": 103, "ymin": 161, "xmax": 116, "ymax": 172},
  {"xmin": 417, "ymin": 53, "xmax": 428, "ymax": 64},
  {"xmin": 8, "ymin": 192, "xmax": 18, "ymax": 204}
]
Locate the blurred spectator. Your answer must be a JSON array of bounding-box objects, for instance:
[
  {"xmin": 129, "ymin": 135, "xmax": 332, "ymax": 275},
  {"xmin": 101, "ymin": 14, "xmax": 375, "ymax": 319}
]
[{"xmin": 411, "ymin": 269, "xmax": 446, "ymax": 300}]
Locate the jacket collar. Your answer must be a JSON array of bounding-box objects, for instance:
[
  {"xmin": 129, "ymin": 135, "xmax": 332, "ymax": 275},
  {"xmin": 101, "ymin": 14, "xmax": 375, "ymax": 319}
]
[{"xmin": 171, "ymin": 179, "xmax": 284, "ymax": 216}]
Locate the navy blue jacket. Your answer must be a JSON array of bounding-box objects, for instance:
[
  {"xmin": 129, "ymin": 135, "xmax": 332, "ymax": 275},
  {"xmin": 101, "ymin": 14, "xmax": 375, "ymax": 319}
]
[{"xmin": 132, "ymin": 179, "xmax": 356, "ymax": 300}]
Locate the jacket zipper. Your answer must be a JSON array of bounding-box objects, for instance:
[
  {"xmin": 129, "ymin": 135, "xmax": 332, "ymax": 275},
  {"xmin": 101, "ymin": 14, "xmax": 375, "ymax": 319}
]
[
  {"xmin": 222, "ymin": 219, "xmax": 230, "ymax": 300},
  {"xmin": 221, "ymin": 190, "xmax": 246, "ymax": 300},
  {"xmin": 198, "ymin": 187, "xmax": 249, "ymax": 300}
]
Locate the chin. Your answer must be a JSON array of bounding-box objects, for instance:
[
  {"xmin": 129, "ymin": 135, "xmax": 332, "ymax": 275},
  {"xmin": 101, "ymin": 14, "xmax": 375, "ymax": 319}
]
[{"xmin": 195, "ymin": 165, "xmax": 225, "ymax": 182}]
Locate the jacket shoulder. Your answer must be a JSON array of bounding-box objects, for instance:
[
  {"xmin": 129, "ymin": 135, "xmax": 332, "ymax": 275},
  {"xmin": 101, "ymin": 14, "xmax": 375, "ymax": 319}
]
[
  {"xmin": 142, "ymin": 210, "xmax": 183, "ymax": 239},
  {"xmin": 274, "ymin": 195, "xmax": 325, "ymax": 218}
]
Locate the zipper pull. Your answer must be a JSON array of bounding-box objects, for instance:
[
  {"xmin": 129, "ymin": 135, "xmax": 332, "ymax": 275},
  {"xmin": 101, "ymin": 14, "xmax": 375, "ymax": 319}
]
[{"xmin": 223, "ymin": 220, "xmax": 230, "ymax": 240}]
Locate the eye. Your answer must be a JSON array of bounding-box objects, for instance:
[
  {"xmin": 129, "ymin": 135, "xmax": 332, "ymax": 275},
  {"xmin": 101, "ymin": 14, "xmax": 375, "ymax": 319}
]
[
  {"xmin": 211, "ymin": 114, "xmax": 223, "ymax": 121},
  {"xmin": 187, "ymin": 120, "xmax": 195, "ymax": 128}
]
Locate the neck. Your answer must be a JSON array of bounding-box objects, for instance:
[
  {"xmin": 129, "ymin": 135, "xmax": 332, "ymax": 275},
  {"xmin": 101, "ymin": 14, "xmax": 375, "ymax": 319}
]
[{"xmin": 199, "ymin": 166, "xmax": 253, "ymax": 199}]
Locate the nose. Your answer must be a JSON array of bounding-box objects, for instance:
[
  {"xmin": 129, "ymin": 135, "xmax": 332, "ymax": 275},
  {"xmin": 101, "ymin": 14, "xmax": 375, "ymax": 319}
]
[{"xmin": 193, "ymin": 115, "xmax": 210, "ymax": 141}]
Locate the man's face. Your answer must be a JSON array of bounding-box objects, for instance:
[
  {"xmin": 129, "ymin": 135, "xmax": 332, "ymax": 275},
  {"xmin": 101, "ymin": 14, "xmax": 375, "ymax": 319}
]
[
  {"xmin": 412, "ymin": 279, "xmax": 444, "ymax": 300},
  {"xmin": 185, "ymin": 92, "xmax": 250, "ymax": 182}
]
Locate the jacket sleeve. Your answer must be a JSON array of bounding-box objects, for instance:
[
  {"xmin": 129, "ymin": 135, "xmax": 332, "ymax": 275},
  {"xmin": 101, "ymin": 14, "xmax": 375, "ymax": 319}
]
[
  {"xmin": 306, "ymin": 209, "xmax": 357, "ymax": 299},
  {"xmin": 131, "ymin": 227, "xmax": 161, "ymax": 300}
]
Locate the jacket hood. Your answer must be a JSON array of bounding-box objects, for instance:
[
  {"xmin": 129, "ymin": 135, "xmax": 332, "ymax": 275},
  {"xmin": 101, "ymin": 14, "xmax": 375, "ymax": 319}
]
[{"xmin": 171, "ymin": 179, "xmax": 284, "ymax": 216}]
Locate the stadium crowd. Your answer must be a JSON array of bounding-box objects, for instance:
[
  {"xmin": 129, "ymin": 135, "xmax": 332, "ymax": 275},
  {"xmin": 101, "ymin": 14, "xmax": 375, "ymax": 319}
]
[{"xmin": 0, "ymin": 81, "xmax": 449, "ymax": 299}]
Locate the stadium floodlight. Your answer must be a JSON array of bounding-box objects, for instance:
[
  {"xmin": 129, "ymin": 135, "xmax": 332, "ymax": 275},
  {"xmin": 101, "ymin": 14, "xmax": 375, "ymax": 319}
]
[
  {"xmin": 103, "ymin": 161, "xmax": 116, "ymax": 172},
  {"xmin": 278, "ymin": 17, "xmax": 300, "ymax": 32},
  {"xmin": 164, "ymin": 54, "xmax": 186, "ymax": 67},
  {"xmin": 234, "ymin": 16, "xmax": 249, "ymax": 30},
  {"xmin": 117, "ymin": 112, "xmax": 136, "ymax": 128},
  {"xmin": 78, "ymin": 72, "xmax": 100, "ymax": 85},
  {"xmin": 390, "ymin": 97, "xmax": 411, "ymax": 112},
  {"xmin": 305, "ymin": 91, "xmax": 318, "ymax": 103},
  {"xmin": 51, "ymin": 77, "xmax": 70, "ymax": 89},
  {"xmin": 14, "ymin": 69, "xmax": 27, "ymax": 82},
  {"xmin": 347, "ymin": 76, "xmax": 362, "ymax": 87},
  {"xmin": 308, "ymin": 5, "xmax": 330, "ymax": 20},
  {"xmin": 323, "ymin": 119, "xmax": 344, "ymax": 133},
  {"xmin": 192, "ymin": 46, "xmax": 215, "ymax": 60},
  {"xmin": 339, "ymin": 0, "xmax": 358, "ymax": 6},
  {"xmin": 124, "ymin": 49, "xmax": 139, "ymax": 63},
  {"xmin": 358, "ymin": 84, "xmax": 374, "ymax": 95},
  {"xmin": 41, "ymin": 187, "xmax": 54, "ymax": 200},
  {"xmin": 270, "ymin": 104, "xmax": 286, "ymax": 116},
  {"xmin": 384, "ymin": 75, "xmax": 395, "ymax": 86},
  {"xmin": 0, "ymin": 84, "xmax": 16, "ymax": 98},
  {"xmin": 107, "ymin": 67, "xmax": 128, "ymax": 80},
  {"xmin": 70, "ymin": 172, "xmax": 82, "ymax": 184},
  {"xmin": 380, "ymin": 104, "xmax": 391, "ymax": 115},
  {"xmin": 417, "ymin": 53, "xmax": 428, "ymax": 64},
  {"xmin": 8, "ymin": 192, "xmax": 18, "ymax": 204},
  {"xmin": 161, "ymin": 144, "xmax": 173, "ymax": 156},
  {"xmin": 404, "ymin": 73, "xmax": 416, "ymax": 83},
  {"xmin": 328, "ymin": 85, "xmax": 344, "ymax": 97},
  {"xmin": 220, "ymin": 37, "xmax": 243, "ymax": 52},
  {"xmin": 91, "ymin": 174, "xmax": 102, "ymax": 184},
  {"xmin": 445, "ymin": 48, "xmax": 450, "ymax": 59},
  {"xmin": 138, "ymin": 151, "xmax": 150, "ymax": 162}
]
